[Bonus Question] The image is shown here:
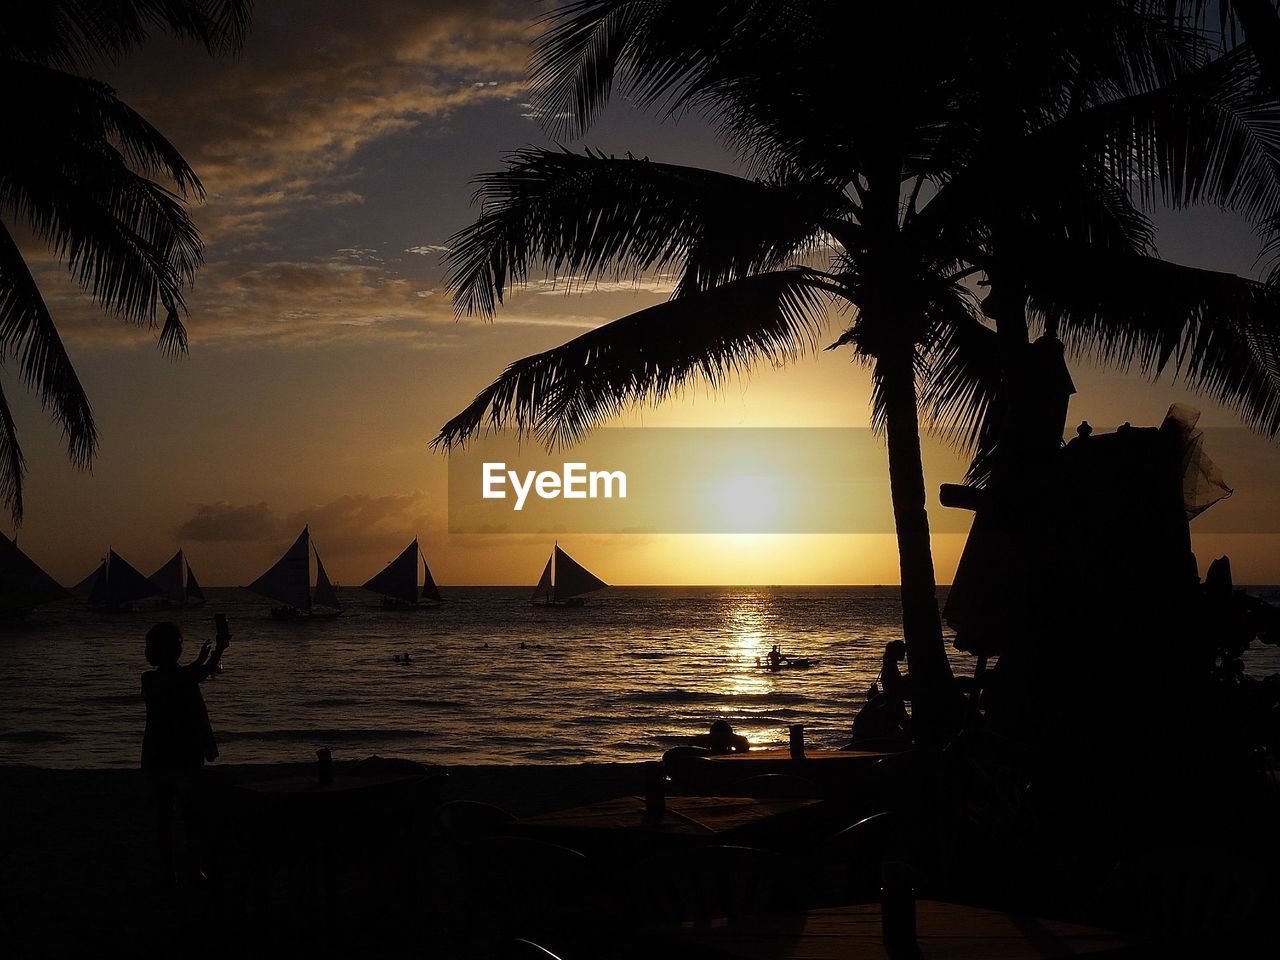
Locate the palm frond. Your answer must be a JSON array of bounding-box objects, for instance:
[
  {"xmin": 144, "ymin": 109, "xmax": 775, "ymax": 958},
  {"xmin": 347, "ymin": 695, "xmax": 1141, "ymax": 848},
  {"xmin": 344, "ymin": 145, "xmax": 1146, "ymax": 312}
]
[
  {"xmin": 0, "ymin": 219, "xmax": 97, "ymax": 473},
  {"xmin": 919, "ymin": 50, "xmax": 1280, "ymax": 264},
  {"xmin": 445, "ymin": 148, "xmax": 847, "ymax": 315},
  {"xmin": 0, "ymin": 375, "xmax": 26, "ymax": 524},
  {"xmin": 2, "ymin": 66, "xmax": 203, "ymax": 335},
  {"xmin": 157, "ymin": 291, "xmax": 188, "ymax": 357},
  {"xmin": 1072, "ymin": 46, "xmax": 1280, "ymax": 226},
  {"xmin": 918, "ymin": 305, "xmax": 1005, "ymax": 486},
  {"xmin": 434, "ymin": 269, "xmax": 833, "ymax": 449},
  {"xmin": 1, "ymin": 1, "xmax": 252, "ymax": 69},
  {"xmin": 1025, "ymin": 246, "xmax": 1280, "ymax": 436},
  {"xmin": 529, "ymin": 1, "xmax": 795, "ymax": 139},
  {"xmin": 2, "ymin": 60, "xmax": 204, "ymax": 197}
]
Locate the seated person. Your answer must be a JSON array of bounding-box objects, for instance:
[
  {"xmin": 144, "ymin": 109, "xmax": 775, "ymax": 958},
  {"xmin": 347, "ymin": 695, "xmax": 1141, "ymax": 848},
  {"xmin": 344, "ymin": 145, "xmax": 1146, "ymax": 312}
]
[
  {"xmin": 692, "ymin": 718, "xmax": 750, "ymax": 754},
  {"xmin": 846, "ymin": 640, "xmax": 911, "ymax": 749}
]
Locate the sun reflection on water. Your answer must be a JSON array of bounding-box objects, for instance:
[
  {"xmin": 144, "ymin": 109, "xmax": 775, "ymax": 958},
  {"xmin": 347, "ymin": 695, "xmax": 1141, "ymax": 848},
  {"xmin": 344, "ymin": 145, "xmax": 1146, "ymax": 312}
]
[{"xmin": 721, "ymin": 595, "xmax": 774, "ymax": 696}]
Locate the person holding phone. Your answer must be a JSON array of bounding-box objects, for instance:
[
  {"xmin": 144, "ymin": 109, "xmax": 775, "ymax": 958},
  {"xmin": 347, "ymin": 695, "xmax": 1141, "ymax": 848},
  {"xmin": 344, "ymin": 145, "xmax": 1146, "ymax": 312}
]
[{"xmin": 141, "ymin": 617, "xmax": 231, "ymax": 886}]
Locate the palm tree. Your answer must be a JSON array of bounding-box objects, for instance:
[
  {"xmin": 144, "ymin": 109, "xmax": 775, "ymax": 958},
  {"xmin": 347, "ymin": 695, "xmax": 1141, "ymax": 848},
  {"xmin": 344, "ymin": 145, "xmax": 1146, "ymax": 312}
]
[
  {"xmin": 0, "ymin": 1, "xmax": 251, "ymax": 523},
  {"xmin": 433, "ymin": 1, "xmax": 1280, "ymax": 736}
]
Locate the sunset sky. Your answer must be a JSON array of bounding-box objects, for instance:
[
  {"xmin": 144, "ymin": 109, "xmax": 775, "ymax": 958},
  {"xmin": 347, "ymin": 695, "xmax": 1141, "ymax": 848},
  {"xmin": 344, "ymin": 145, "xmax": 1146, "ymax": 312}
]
[{"xmin": 8, "ymin": 0, "xmax": 1280, "ymax": 587}]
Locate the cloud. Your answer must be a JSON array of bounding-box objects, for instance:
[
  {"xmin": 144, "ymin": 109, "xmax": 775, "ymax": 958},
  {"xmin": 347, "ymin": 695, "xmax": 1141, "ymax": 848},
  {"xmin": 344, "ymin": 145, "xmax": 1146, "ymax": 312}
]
[
  {"xmin": 282, "ymin": 494, "xmax": 437, "ymax": 554},
  {"xmin": 176, "ymin": 502, "xmax": 281, "ymax": 541},
  {"xmin": 175, "ymin": 493, "xmax": 440, "ymax": 553},
  {"xmin": 406, "ymin": 244, "xmax": 451, "ymax": 255},
  {"xmin": 31, "ymin": 250, "xmax": 635, "ymax": 348},
  {"xmin": 103, "ymin": 0, "xmax": 532, "ymax": 246},
  {"xmin": 34, "ymin": 255, "xmax": 472, "ymax": 348}
]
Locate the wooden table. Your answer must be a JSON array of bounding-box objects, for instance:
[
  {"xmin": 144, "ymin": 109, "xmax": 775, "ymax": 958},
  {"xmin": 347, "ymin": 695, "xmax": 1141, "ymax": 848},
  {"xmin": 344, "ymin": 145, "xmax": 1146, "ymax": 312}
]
[
  {"xmin": 707, "ymin": 748, "xmax": 895, "ymax": 768},
  {"xmin": 671, "ymin": 748, "xmax": 898, "ymax": 798},
  {"xmin": 513, "ymin": 795, "xmax": 824, "ymax": 855},
  {"xmin": 658, "ymin": 900, "xmax": 1133, "ymax": 959}
]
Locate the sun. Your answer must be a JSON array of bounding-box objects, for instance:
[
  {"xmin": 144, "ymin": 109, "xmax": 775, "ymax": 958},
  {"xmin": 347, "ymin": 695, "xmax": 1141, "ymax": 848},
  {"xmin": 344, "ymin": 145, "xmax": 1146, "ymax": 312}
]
[{"xmin": 713, "ymin": 474, "xmax": 781, "ymax": 532}]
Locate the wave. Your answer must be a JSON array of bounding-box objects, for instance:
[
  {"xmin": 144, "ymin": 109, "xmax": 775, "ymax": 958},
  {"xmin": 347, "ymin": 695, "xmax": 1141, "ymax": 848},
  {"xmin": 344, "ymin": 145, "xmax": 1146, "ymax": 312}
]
[
  {"xmin": 622, "ymin": 689, "xmax": 809, "ymax": 706},
  {"xmin": 299, "ymin": 697, "xmax": 360, "ymax": 709},
  {"xmin": 218, "ymin": 728, "xmax": 430, "ymax": 743},
  {"xmin": 386, "ymin": 698, "xmax": 471, "ymax": 710},
  {"xmin": 84, "ymin": 694, "xmax": 144, "ymax": 705},
  {"xmin": 526, "ymin": 746, "xmax": 591, "ymax": 760},
  {"xmin": 0, "ymin": 730, "xmax": 75, "ymax": 743}
]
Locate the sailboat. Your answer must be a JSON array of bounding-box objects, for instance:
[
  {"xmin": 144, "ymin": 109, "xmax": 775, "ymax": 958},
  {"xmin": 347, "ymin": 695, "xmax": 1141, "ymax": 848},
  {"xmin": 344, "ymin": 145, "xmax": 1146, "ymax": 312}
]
[
  {"xmin": 81, "ymin": 548, "xmax": 163, "ymax": 612},
  {"xmin": 149, "ymin": 550, "xmax": 206, "ymax": 606},
  {"xmin": 0, "ymin": 533, "xmax": 69, "ymax": 620},
  {"xmin": 248, "ymin": 525, "xmax": 341, "ymax": 619},
  {"xmin": 362, "ymin": 538, "xmax": 444, "ymax": 608},
  {"xmin": 530, "ymin": 543, "xmax": 608, "ymax": 607}
]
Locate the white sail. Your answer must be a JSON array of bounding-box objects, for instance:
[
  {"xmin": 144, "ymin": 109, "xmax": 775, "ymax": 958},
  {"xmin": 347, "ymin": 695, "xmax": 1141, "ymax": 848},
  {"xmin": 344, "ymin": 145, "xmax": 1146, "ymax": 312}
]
[
  {"xmin": 249, "ymin": 527, "xmax": 312, "ymax": 612},
  {"xmin": 150, "ymin": 551, "xmax": 186, "ymax": 603},
  {"xmin": 531, "ymin": 554, "xmax": 554, "ymax": 603},
  {"xmin": 552, "ymin": 546, "xmax": 608, "ymax": 601},
  {"xmin": 313, "ymin": 549, "xmax": 340, "ymax": 610}
]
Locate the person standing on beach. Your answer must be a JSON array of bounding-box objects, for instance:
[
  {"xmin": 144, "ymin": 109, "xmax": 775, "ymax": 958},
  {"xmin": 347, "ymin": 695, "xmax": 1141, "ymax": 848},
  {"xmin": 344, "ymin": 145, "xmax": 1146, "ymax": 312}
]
[{"xmin": 141, "ymin": 620, "xmax": 228, "ymax": 886}]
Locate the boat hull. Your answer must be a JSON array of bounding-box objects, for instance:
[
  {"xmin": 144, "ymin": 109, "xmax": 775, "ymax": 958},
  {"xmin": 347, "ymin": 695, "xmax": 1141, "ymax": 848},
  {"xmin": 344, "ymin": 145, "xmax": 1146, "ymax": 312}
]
[{"xmin": 755, "ymin": 658, "xmax": 818, "ymax": 671}]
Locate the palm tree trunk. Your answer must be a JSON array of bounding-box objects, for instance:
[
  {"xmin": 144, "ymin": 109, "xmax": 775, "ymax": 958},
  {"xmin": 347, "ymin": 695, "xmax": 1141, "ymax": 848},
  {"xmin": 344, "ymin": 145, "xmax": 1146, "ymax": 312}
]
[{"xmin": 878, "ymin": 345, "xmax": 956, "ymax": 739}]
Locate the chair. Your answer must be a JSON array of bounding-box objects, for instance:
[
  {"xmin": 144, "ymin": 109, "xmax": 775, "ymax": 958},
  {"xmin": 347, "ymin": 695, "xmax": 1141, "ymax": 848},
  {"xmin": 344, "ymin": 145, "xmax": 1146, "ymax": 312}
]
[
  {"xmin": 724, "ymin": 774, "xmax": 823, "ymax": 799},
  {"xmin": 352, "ymin": 754, "xmax": 432, "ymax": 776},
  {"xmin": 437, "ymin": 799, "xmax": 517, "ymax": 840},
  {"xmin": 662, "ymin": 746, "xmax": 713, "ymax": 764},
  {"xmin": 661, "ymin": 747, "xmax": 727, "ymax": 795},
  {"xmin": 805, "ymin": 811, "xmax": 907, "ymax": 904},
  {"xmin": 867, "ymin": 748, "xmax": 941, "ymax": 813},
  {"xmin": 501, "ymin": 939, "xmax": 568, "ymax": 960},
  {"xmin": 449, "ymin": 837, "xmax": 594, "ymax": 956},
  {"xmin": 623, "ymin": 845, "xmax": 803, "ymax": 928}
]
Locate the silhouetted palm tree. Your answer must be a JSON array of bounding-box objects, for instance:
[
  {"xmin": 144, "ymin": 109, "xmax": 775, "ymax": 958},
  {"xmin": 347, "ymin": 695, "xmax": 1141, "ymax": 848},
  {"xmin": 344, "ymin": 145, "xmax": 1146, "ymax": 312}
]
[
  {"xmin": 0, "ymin": 1, "xmax": 251, "ymax": 522},
  {"xmin": 434, "ymin": 1, "xmax": 1280, "ymax": 734}
]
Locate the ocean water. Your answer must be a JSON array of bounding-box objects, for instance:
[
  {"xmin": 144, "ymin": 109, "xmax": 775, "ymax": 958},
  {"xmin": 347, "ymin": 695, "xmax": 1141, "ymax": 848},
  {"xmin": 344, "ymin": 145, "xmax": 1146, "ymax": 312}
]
[{"xmin": 3, "ymin": 586, "xmax": 1278, "ymax": 769}]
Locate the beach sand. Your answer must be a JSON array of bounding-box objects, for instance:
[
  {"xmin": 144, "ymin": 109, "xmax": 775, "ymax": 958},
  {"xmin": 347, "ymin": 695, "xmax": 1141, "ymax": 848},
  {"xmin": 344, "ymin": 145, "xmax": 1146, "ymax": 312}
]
[{"xmin": 0, "ymin": 760, "xmax": 649, "ymax": 957}]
